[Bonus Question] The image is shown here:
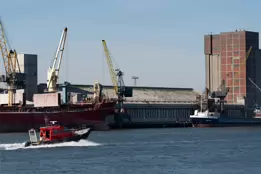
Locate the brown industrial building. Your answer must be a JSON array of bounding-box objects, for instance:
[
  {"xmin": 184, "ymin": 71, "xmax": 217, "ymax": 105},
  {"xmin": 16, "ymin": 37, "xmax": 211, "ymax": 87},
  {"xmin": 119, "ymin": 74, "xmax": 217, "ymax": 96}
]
[{"xmin": 204, "ymin": 29, "xmax": 261, "ymax": 106}]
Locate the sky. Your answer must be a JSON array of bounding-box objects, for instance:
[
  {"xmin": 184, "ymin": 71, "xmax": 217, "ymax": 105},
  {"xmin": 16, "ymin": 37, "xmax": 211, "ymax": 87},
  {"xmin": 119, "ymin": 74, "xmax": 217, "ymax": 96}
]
[{"xmin": 0, "ymin": 0, "xmax": 259, "ymax": 92}]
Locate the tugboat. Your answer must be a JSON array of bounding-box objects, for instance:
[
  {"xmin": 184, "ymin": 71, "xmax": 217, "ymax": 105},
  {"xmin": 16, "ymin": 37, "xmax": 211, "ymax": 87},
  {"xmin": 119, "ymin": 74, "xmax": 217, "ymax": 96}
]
[{"xmin": 24, "ymin": 120, "xmax": 92, "ymax": 147}]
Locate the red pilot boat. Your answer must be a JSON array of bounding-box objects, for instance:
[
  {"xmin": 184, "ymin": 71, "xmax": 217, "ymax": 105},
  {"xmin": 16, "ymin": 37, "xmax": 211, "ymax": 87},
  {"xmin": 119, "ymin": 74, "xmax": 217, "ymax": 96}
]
[{"xmin": 24, "ymin": 121, "xmax": 92, "ymax": 147}]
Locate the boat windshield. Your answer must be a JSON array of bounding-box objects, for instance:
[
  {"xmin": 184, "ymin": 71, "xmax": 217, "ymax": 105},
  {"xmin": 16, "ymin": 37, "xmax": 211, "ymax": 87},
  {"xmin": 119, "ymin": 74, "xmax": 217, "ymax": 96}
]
[{"xmin": 63, "ymin": 127, "xmax": 72, "ymax": 132}]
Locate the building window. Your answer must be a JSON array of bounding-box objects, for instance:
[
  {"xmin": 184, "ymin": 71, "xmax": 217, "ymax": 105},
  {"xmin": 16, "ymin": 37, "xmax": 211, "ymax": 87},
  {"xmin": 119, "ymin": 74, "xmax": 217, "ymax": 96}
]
[
  {"xmin": 234, "ymin": 87, "xmax": 239, "ymax": 93},
  {"xmin": 234, "ymin": 79, "xmax": 240, "ymax": 86},
  {"xmin": 233, "ymin": 64, "xmax": 239, "ymax": 72}
]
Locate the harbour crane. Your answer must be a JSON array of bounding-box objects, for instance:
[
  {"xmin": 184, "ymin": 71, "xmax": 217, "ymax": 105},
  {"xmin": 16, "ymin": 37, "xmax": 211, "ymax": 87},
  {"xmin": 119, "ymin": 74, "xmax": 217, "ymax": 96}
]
[
  {"xmin": 46, "ymin": 27, "xmax": 67, "ymax": 92},
  {"xmin": 102, "ymin": 40, "xmax": 132, "ymax": 113},
  {"xmin": 0, "ymin": 19, "xmax": 25, "ymax": 106}
]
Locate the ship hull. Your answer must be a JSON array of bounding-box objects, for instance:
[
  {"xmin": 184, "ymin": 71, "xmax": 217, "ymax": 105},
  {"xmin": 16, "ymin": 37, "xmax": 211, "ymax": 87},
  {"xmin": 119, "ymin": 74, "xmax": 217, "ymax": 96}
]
[
  {"xmin": 191, "ymin": 117, "xmax": 219, "ymax": 127},
  {"xmin": 191, "ymin": 117, "xmax": 261, "ymax": 128},
  {"xmin": 0, "ymin": 102, "xmax": 116, "ymax": 133}
]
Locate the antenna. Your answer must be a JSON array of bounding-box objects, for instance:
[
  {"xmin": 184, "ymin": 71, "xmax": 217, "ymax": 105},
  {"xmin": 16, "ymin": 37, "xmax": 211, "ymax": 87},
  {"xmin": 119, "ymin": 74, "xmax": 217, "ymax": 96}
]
[{"xmin": 132, "ymin": 76, "xmax": 139, "ymax": 86}]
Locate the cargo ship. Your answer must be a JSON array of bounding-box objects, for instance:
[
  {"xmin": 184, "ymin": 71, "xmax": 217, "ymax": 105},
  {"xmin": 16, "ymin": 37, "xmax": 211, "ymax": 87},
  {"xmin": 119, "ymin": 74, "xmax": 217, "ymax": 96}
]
[
  {"xmin": 0, "ymin": 26, "xmax": 119, "ymax": 133},
  {"xmin": 0, "ymin": 82, "xmax": 117, "ymax": 133},
  {"xmin": 190, "ymin": 87, "xmax": 261, "ymax": 128}
]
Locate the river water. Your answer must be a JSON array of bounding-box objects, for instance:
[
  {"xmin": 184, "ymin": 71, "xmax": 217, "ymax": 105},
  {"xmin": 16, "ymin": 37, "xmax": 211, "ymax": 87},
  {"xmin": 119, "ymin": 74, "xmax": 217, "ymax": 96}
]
[{"xmin": 0, "ymin": 127, "xmax": 261, "ymax": 174}]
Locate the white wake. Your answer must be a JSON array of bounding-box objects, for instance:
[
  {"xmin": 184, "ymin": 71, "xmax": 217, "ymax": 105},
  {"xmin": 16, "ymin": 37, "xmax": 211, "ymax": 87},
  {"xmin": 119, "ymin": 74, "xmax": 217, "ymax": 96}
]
[{"xmin": 0, "ymin": 139, "xmax": 101, "ymax": 151}]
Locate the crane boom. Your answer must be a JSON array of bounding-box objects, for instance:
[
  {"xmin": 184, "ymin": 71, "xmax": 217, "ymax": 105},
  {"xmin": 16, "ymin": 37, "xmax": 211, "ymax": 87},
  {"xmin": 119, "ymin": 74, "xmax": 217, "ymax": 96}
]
[
  {"xmin": 0, "ymin": 20, "xmax": 20, "ymax": 76},
  {"xmin": 248, "ymin": 78, "xmax": 261, "ymax": 93},
  {"xmin": 246, "ymin": 46, "xmax": 252, "ymax": 61},
  {"xmin": 47, "ymin": 27, "xmax": 67, "ymax": 92},
  {"xmin": 102, "ymin": 40, "xmax": 118, "ymax": 94},
  {"xmin": 0, "ymin": 20, "xmax": 12, "ymax": 75}
]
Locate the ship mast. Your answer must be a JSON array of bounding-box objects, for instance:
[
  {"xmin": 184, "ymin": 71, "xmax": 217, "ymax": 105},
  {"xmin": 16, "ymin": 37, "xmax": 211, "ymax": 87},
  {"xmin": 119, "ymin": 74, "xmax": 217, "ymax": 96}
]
[{"xmin": 200, "ymin": 95, "xmax": 203, "ymax": 112}]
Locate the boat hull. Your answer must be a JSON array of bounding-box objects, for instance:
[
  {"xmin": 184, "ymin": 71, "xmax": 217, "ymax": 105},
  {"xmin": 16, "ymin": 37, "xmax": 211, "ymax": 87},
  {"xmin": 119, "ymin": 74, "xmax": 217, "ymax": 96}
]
[
  {"xmin": 24, "ymin": 128, "xmax": 92, "ymax": 147},
  {"xmin": 191, "ymin": 117, "xmax": 261, "ymax": 128},
  {"xmin": 0, "ymin": 101, "xmax": 116, "ymax": 133},
  {"xmin": 191, "ymin": 117, "xmax": 219, "ymax": 127}
]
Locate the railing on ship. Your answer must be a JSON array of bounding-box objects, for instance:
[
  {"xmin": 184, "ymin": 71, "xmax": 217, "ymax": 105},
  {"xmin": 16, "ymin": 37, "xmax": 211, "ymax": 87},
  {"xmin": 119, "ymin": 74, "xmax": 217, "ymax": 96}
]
[
  {"xmin": 74, "ymin": 98, "xmax": 199, "ymax": 105},
  {"xmin": 74, "ymin": 97, "xmax": 117, "ymax": 104},
  {"xmin": 124, "ymin": 99, "xmax": 198, "ymax": 104}
]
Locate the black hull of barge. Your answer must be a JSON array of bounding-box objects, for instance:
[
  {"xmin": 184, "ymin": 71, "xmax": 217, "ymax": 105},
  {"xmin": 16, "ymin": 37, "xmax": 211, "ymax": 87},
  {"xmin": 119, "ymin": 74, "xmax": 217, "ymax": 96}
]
[{"xmin": 191, "ymin": 117, "xmax": 261, "ymax": 128}]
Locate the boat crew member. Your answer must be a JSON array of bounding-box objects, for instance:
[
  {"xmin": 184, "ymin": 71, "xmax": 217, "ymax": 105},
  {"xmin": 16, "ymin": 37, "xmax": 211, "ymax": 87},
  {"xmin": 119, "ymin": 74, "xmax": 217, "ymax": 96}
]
[{"xmin": 40, "ymin": 131, "xmax": 45, "ymax": 141}]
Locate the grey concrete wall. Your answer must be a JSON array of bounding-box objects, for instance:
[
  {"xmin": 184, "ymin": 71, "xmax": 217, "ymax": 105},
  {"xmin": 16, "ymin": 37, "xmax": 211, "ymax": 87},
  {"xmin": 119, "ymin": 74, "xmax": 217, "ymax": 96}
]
[{"xmin": 105, "ymin": 103, "xmax": 246, "ymax": 125}]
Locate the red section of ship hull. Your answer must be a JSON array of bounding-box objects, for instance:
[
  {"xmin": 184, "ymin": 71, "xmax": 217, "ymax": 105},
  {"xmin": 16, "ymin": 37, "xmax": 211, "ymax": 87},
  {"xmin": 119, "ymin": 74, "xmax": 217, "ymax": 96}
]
[
  {"xmin": 254, "ymin": 114, "xmax": 261, "ymax": 119},
  {"xmin": 192, "ymin": 124, "xmax": 216, "ymax": 128},
  {"xmin": 0, "ymin": 101, "xmax": 116, "ymax": 132}
]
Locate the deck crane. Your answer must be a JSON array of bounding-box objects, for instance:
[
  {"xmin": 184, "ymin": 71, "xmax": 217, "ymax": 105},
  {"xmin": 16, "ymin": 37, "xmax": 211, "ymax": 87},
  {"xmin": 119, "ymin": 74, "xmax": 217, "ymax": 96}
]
[
  {"xmin": 0, "ymin": 19, "xmax": 25, "ymax": 106},
  {"xmin": 46, "ymin": 27, "xmax": 67, "ymax": 92},
  {"xmin": 102, "ymin": 40, "xmax": 132, "ymax": 113}
]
